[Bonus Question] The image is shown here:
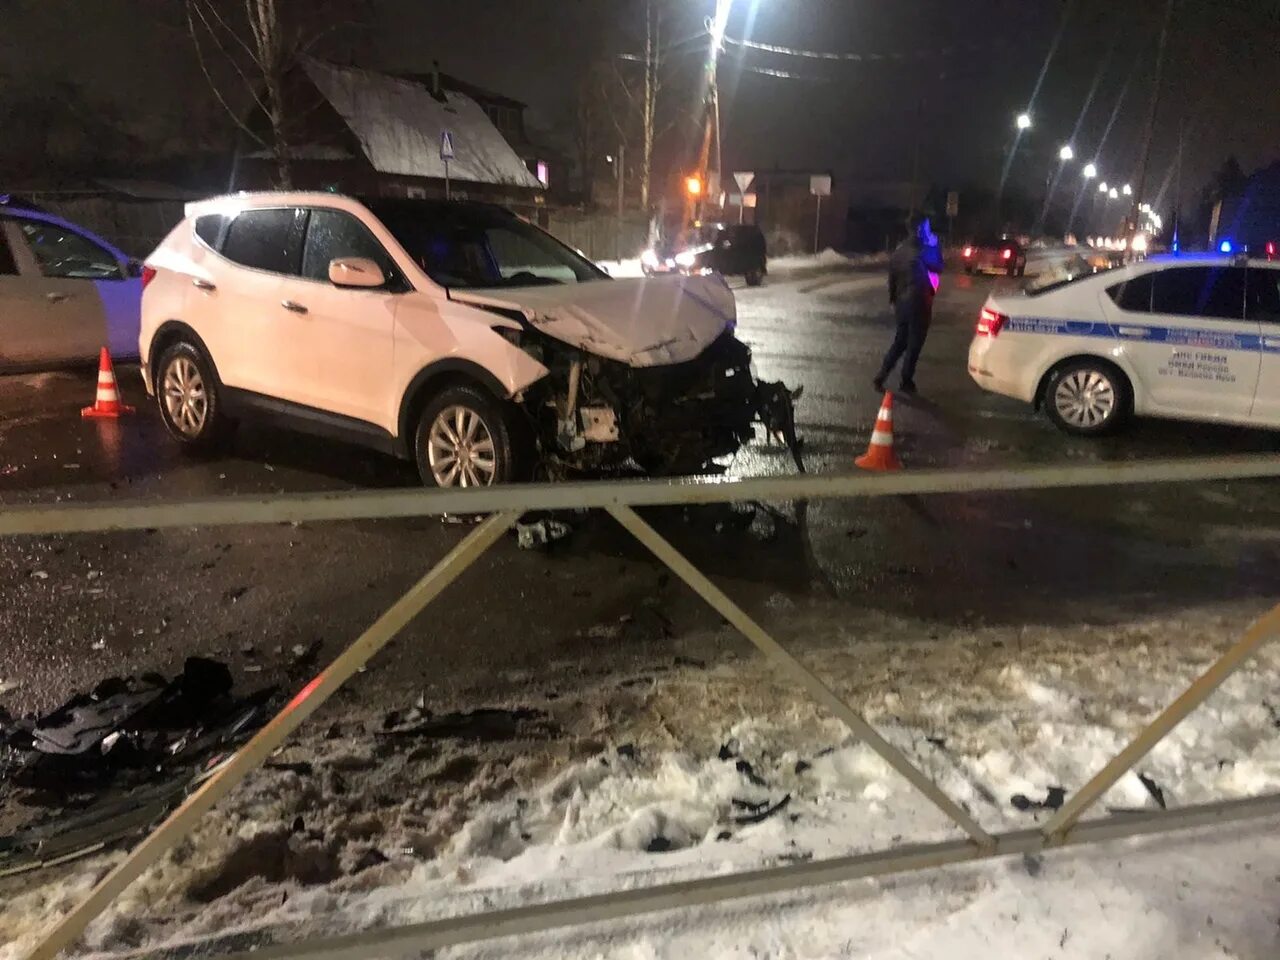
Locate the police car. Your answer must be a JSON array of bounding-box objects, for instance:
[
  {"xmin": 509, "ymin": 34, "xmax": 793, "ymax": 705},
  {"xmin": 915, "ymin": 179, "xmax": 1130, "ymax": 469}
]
[{"xmin": 968, "ymin": 254, "xmax": 1280, "ymax": 435}]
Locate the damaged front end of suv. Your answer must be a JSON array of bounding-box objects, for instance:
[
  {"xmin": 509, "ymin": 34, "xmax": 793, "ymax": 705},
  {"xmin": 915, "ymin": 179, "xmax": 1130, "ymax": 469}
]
[{"xmin": 453, "ymin": 275, "xmax": 803, "ymax": 478}]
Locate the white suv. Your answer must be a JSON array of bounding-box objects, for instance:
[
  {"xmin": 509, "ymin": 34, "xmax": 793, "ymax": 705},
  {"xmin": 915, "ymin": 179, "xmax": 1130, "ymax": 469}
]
[{"xmin": 141, "ymin": 193, "xmax": 800, "ymax": 485}]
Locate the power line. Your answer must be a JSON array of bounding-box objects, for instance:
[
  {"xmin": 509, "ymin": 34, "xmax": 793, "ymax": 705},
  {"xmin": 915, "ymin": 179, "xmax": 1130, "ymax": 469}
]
[{"xmin": 722, "ymin": 33, "xmax": 987, "ymax": 63}]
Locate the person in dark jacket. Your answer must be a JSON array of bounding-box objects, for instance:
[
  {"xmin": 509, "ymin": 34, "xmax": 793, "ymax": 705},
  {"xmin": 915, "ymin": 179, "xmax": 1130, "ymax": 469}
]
[{"xmin": 874, "ymin": 213, "xmax": 945, "ymax": 395}]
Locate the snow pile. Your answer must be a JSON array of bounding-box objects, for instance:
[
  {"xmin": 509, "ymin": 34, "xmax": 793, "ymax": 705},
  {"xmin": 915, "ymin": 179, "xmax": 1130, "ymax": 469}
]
[
  {"xmin": 770, "ymin": 249, "xmax": 889, "ymax": 271},
  {"xmin": 303, "ymin": 60, "xmax": 543, "ymax": 189}
]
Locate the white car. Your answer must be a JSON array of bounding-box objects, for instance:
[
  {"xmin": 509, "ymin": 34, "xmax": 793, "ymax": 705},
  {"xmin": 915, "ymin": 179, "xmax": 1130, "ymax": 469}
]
[
  {"xmin": 969, "ymin": 253, "xmax": 1280, "ymax": 435},
  {"xmin": 140, "ymin": 192, "xmax": 800, "ymax": 485},
  {"xmin": 0, "ymin": 198, "xmax": 143, "ymax": 370}
]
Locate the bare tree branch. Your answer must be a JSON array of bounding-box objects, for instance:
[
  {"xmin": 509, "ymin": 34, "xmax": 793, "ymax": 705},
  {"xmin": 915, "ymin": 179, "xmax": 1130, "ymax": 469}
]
[{"xmin": 186, "ymin": 2, "xmax": 269, "ymax": 146}]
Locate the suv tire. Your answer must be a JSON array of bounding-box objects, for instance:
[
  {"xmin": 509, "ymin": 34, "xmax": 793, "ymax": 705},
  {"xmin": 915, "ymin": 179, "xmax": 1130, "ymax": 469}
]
[
  {"xmin": 414, "ymin": 384, "xmax": 519, "ymax": 487},
  {"xmin": 154, "ymin": 341, "xmax": 230, "ymax": 450},
  {"xmin": 744, "ymin": 266, "xmax": 765, "ymax": 287},
  {"xmin": 1043, "ymin": 359, "xmax": 1130, "ymax": 436}
]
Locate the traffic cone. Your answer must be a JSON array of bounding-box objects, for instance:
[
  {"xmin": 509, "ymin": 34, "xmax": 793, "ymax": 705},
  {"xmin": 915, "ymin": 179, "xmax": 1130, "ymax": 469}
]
[
  {"xmin": 854, "ymin": 392, "xmax": 901, "ymax": 471},
  {"xmin": 81, "ymin": 347, "xmax": 134, "ymax": 419}
]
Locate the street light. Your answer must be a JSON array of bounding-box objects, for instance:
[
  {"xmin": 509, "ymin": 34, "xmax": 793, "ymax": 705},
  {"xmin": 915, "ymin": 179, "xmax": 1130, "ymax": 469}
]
[
  {"xmin": 1099, "ymin": 181, "xmax": 1109, "ymax": 193},
  {"xmin": 1122, "ymin": 183, "xmax": 1133, "ymax": 196},
  {"xmin": 1016, "ymin": 112, "xmax": 1033, "ymax": 130},
  {"xmin": 1059, "ymin": 144, "xmax": 1075, "ymax": 161},
  {"xmin": 685, "ymin": 175, "xmax": 703, "ymax": 197},
  {"xmin": 1109, "ymin": 188, "xmax": 1119, "ymax": 200},
  {"xmin": 1082, "ymin": 163, "xmax": 1098, "ymax": 179}
]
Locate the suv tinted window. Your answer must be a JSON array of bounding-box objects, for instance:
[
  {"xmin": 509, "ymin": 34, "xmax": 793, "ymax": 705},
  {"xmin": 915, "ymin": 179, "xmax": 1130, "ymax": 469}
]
[
  {"xmin": 1151, "ymin": 266, "xmax": 1246, "ymax": 320},
  {"xmin": 17, "ymin": 220, "xmax": 122, "ymax": 279},
  {"xmin": 194, "ymin": 214, "xmax": 229, "ymax": 251},
  {"xmin": 1248, "ymin": 267, "xmax": 1280, "ymax": 322},
  {"xmin": 302, "ymin": 209, "xmax": 398, "ymax": 286},
  {"xmin": 1107, "ymin": 273, "xmax": 1154, "ymax": 312},
  {"xmin": 221, "ymin": 208, "xmax": 305, "ymax": 275}
]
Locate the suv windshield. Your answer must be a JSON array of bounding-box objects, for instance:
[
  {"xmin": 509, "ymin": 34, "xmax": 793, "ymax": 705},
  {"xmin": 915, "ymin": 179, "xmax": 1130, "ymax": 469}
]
[{"xmin": 367, "ymin": 200, "xmax": 606, "ymax": 290}]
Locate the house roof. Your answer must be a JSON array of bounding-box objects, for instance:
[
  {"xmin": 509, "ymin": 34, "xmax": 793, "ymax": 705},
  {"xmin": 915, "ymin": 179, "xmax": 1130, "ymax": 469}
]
[
  {"xmin": 396, "ymin": 71, "xmax": 527, "ymax": 111},
  {"xmin": 302, "ymin": 59, "xmax": 543, "ymax": 190}
]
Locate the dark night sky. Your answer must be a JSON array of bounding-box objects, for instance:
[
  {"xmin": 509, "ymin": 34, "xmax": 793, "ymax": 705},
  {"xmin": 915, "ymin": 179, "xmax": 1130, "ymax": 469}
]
[{"xmin": 3, "ymin": 0, "xmax": 1278, "ymax": 211}]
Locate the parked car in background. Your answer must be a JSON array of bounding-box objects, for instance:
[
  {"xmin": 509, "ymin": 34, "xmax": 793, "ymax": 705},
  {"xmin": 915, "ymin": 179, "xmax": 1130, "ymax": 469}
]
[
  {"xmin": 961, "ymin": 235, "xmax": 1027, "ymax": 277},
  {"xmin": 141, "ymin": 193, "xmax": 801, "ymax": 486},
  {"xmin": 643, "ymin": 223, "xmax": 768, "ymax": 286},
  {"xmin": 969, "ymin": 253, "xmax": 1280, "ymax": 436},
  {"xmin": 0, "ymin": 196, "xmax": 143, "ymax": 370}
]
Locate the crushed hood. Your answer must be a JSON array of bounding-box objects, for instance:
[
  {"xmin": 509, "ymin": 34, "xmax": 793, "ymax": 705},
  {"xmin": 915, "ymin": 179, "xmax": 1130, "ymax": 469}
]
[{"xmin": 450, "ymin": 275, "xmax": 737, "ymax": 367}]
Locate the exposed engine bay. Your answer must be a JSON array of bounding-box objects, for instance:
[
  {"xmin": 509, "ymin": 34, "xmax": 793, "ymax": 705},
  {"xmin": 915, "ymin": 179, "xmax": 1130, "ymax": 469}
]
[
  {"xmin": 520, "ymin": 329, "xmax": 803, "ymax": 477},
  {"xmin": 452, "ymin": 274, "xmax": 804, "ymax": 478}
]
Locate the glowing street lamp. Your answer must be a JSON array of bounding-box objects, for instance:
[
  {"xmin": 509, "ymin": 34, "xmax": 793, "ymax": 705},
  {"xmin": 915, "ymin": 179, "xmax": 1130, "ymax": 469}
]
[
  {"xmin": 1016, "ymin": 112, "xmax": 1033, "ymax": 130},
  {"xmin": 1059, "ymin": 144, "xmax": 1075, "ymax": 162},
  {"xmin": 1082, "ymin": 162, "xmax": 1098, "ymax": 179},
  {"xmin": 1109, "ymin": 188, "xmax": 1119, "ymax": 200},
  {"xmin": 1098, "ymin": 181, "xmax": 1109, "ymax": 193},
  {"xmin": 1122, "ymin": 183, "xmax": 1133, "ymax": 196},
  {"xmin": 685, "ymin": 175, "xmax": 704, "ymax": 197}
]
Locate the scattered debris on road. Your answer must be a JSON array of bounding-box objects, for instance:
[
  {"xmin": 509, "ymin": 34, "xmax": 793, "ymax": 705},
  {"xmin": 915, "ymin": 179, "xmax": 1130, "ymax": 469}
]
[
  {"xmin": 1010, "ymin": 785, "xmax": 1067, "ymax": 812},
  {"xmin": 516, "ymin": 518, "xmax": 572, "ymax": 550}
]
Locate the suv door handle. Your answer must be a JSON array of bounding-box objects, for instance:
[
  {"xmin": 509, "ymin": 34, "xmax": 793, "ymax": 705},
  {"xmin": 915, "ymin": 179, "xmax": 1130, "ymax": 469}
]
[
  {"xmin": 192, "ymin": 278, "xmax": 216, "ymax": 291},
  {"xmin": 46, "ymin": 292, "xmax": 70, "ymax": 303},
  {"xmin": 281, "ymin": 300, "xmax": 308, "ymax": 314}
]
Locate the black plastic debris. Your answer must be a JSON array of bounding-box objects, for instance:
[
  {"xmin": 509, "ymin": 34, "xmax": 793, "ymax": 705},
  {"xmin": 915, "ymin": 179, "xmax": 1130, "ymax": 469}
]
[
  {"xmin": 1137, "ymin": 772, "xmax": 1167, "ymax": 810},
  {"xmin": 645, "ymin": 836, "xmax": 674, "ymax": 854},
  {"xmin": 733, "ymin": 794, "xmax": 791, "ymax": 825},
  {"xmin": 3, "ymin": 657, "xmax": 274, "ymax": 798},
  {"xmin": 735, "ymin": 759, "xmax": 768, "ymax": 788},
  {"xmin": 1011, "ymin": 786, "xmax": 1067, "ymax": 812}
]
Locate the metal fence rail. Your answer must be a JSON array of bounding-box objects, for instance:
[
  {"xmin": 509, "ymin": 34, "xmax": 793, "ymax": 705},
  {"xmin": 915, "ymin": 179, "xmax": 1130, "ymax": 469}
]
[{"xmin": 11, "ymin": 453, "xmax": 1280, "ymax": 960}]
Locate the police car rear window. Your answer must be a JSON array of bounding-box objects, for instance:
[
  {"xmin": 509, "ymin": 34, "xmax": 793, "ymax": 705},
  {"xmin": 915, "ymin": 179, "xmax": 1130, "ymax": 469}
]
[
  {"xmin": 1025, "ymin": 261, "xmax": 1121, "ymax": 297},
  {"xmin": 1107, "ymin": 273, "xmax": 1154, "ymax": 312}
]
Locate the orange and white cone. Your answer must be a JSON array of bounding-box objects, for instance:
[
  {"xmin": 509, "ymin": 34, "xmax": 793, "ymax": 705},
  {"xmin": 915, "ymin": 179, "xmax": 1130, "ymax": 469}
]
[
  {"xmin": 81, "ymin": 347, "xmax": 134, "ymax": 419},
  {"xmin": 854, "ymin": 392, "xmax": 901, "ymax": 471}
]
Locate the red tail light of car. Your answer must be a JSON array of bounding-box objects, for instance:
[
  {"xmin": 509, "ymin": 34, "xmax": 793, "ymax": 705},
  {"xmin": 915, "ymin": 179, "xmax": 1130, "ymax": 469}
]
[
  {"xmin": 1268, "ymin": 241, "xmax": 1277, "ymax": 260},
  {"xmin": 141, "ymin": 265, "xmax": 158, "ymax": 290},
  {"xmin": 976, "ymin": 307, "xmax": 1008, "ymax": 337},
  {"xmin": 1002, "ymin": 248, "xmax": 1013, "ymax": 260},
  {"xmin": 963, "ymin": 246, "xmax": 973, "ymax": 258}
]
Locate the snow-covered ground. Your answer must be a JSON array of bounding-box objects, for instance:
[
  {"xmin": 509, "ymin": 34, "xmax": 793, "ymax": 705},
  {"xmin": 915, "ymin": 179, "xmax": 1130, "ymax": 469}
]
[
  {"xmin": 594, "ymin": 249, "xmax": 888, "ymax": 281},
  {"xmin": 5, "ymin": 602, "xmax": 1280, "ymax": 959}
]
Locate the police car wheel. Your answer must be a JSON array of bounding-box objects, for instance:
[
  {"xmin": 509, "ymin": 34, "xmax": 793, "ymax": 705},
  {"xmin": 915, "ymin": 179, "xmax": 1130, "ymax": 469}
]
[{"xmin": 1044, "ymin": 360, "xmax": 1130, "ymax": 436}]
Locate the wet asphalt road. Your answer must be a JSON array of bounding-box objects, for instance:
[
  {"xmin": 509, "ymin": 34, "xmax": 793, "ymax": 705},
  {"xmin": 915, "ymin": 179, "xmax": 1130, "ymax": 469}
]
[{"xmin": 2, "ymin": 266, "xmax": 1279, "ymax": 717}]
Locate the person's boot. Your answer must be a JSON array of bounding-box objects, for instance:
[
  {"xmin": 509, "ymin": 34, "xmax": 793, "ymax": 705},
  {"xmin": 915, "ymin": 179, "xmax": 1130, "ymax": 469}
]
[
  {"xmin": 899, "ymin": 380, "xmax": 918, "ymax": 396},
  {"xmin": 872, "ymin": 375, "xmax": 886, "ymax": 393}
]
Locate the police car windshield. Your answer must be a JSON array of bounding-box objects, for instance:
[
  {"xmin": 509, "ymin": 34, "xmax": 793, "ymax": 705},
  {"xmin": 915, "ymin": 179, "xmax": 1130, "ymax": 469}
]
[{"xmin": 1024, "ymin": 258, "xmax": 1123, "ymax": 297}]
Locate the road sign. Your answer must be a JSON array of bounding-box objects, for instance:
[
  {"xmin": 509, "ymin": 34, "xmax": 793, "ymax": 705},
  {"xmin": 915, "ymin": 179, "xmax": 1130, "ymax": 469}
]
[
  {"xmin": 946, "ymin": 191, "xmax": 960, "ymax": 217},
  {"xmin": 440, "ymin": 130, "xmax": 455, "ymax": 161},
  {"xmin": 810, "ymin": 174, "xmax": 832, "ymax": 197},
  {"xmin": 733, "ymin": 171, "xmax": 755, "ymax": 194}
]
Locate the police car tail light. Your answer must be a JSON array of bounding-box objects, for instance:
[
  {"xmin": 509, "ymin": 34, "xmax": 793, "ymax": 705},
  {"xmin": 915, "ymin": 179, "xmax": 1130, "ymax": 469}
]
[
  {"xmin": 976, "ymin": 307, "xmax": 1007, "ymax": 337},
  {"xmin": 963, "ymin": 246, "xmax": 973, "ymax": 258}
]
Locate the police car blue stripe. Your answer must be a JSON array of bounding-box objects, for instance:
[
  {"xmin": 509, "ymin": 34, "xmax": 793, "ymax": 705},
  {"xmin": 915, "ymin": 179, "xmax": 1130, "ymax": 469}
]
[{"xmin": 1006, "ymin": 317, "xmax": 1276, "ymax": 353}]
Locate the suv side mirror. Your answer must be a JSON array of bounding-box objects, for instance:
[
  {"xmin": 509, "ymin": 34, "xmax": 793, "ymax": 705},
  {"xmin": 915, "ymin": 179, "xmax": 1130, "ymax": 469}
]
[{"xmin": 329, "ymin": 257, "xmax": 386, "ymax": 288}]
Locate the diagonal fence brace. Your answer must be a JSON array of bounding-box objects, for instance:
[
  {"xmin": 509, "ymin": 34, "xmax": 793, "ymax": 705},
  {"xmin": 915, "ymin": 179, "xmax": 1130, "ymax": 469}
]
[
  {"xmin": 1041, "ymin": 601, "xmax": 1280, "ymax": 843},
  {"xmin": 24, "ymin": 511, "xmax": 520, "ymax": 960},
  {"xmin": 607, "ymin": 504, "xmax": 994, "ymax": 849}
]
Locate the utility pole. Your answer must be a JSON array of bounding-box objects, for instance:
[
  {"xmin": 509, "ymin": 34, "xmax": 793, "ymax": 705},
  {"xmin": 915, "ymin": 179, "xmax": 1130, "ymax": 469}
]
[
  {"xmin": 641, "ymin": 0, "xmax": 657, "ymax": 209},
  {"xmin": 1130, "ymin": 0, "xmax": 1175, "ymax": 247}
]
